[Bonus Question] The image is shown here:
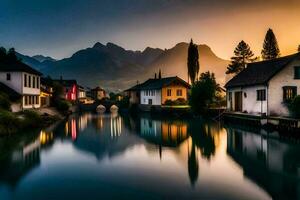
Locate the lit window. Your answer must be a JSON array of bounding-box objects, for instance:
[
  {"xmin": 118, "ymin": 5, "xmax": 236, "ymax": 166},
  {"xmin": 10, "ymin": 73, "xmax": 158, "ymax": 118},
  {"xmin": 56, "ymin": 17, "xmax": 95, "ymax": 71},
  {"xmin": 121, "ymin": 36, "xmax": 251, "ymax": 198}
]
[
  {"xmin": 257, "ymin": 89, "xmax": 266, "ymax": 101},
  {"xmin": 176, "ymin": 89, "xmax": 182, "ymax": 96},
  {"xmin": 283, "ymin": 86, "xmax": 297, "ymax": 102},
  {"xmin": 167, "ymin": 89, "xmax": 172, "ymax": 96}
]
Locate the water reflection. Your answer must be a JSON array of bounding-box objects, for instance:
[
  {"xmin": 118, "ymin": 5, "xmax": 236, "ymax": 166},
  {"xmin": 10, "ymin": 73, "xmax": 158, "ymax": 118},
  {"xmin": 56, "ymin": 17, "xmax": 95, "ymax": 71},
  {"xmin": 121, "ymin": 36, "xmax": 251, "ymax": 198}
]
[
  {"xmin": 0, "ymin": 113, "xmax": 298, "ymax": 199},
  {"xmin": 227, "ymin": 126, "xmax": 300, "ymax": 200}
]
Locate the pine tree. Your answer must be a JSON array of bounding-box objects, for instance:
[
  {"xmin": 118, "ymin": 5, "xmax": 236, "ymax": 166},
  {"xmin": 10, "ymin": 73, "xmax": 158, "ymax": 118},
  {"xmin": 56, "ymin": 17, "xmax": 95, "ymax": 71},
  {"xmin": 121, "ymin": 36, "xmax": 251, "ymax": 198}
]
[
  {"xmin": 226, "ymin": 40, "xmax": 256, "ymax": 74},
  {"xmin": 187, "ymin": 39, "xmax": 199, "ymax": 84},
  {"xmin": 261, "ymin": 28, "xmax": 280, "ymax": 60},
  {"xmin": 7, "ymin": 48, "xmax": 18, "ymax": 62}
]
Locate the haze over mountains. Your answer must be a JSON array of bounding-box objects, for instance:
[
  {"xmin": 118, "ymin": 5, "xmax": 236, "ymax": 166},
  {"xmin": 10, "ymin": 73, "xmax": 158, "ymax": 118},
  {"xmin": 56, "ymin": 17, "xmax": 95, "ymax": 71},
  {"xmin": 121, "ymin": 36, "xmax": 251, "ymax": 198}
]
[{"xmin": 17, "ymin": 42, "xmax": 229, "ymax": 91}]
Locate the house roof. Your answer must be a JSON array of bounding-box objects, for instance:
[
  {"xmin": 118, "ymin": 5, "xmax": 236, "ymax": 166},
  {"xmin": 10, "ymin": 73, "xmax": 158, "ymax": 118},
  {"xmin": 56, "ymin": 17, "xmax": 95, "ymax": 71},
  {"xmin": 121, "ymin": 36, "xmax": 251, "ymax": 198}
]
[
  {"xmin": 0, "ymin": 82, "xmax": 21, "ymax": 101},
  {"xmin": 0, "ymin": 60, "xmax": 42, "ymax": 75},
  {"xmin": 125, "ymin": 76, "xmax": 191, "ymax": 91},
  {"xmin": 91, "ymin": 86, "xmax": 105, "ymax": 91},
  {"xmin": 225, "ymin": 53, "xmax": 300, "ymax": 88}
]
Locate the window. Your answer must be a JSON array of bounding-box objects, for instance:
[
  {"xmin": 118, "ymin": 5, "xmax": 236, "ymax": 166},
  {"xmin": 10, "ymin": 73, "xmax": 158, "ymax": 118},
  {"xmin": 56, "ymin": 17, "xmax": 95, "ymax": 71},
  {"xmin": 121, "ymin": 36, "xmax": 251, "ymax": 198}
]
[
  {"xmin": 28, "ymin": 76, "xmax": 31, "ymax": 88},
  {"xmin": 33, "ymin": 76, "xmax": 36, "ymax": 88},
  {"xmin": 167, "ymin": 89, "xmax": 172, "ymax": 96},
  {"xmin": 176, "ymin": 89, "xmax": 182, "ymax": 96},
  {"xmin": 36, "ymin": 96, "xmax": 39, "ymax": 104},
  {"xmin": 24, "ymin": 74, "xmax": 27, "ymax": 87},
  {"xmin": 294, "ymin": 67, "xmax": 300, "ymax": 79},
  {"xmin": 257, "ymin": 89, "xmax": 266, "ymax": 101},
  {"xmin": 37, "ymin": 77, "xmax": 40, "ymax": 88},
  {"xmin": 29, "ymin": 96, "xmax": 32, "ymax": 104},
  {"xmin": 6, "ymin": 73, "xmax": 11, "ymax": 81},
  {"xmin": 148, "ymin": 99, "xmax": 152, "ymax": 105},
  {"xmin": 228, "ymin": 92, "xmax": 232, "ymax": 101},
  {"xmin": 283, "ymin": 86, "xmax": 297, "ymax": 102},
  {"xmin": 151, "ymin": 90, "xmax": 155, "ymax": 96},
  {"xmin": 25, "ymin": 96, "xmax": 28, "ymax": 105}
]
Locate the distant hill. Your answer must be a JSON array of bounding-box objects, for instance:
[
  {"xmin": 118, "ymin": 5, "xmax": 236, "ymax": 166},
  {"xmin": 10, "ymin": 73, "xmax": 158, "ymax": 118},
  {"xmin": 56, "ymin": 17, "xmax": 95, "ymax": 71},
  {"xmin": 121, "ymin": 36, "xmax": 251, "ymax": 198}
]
[
  {"xmin": 17, "ymin": 42, "xmax": 229, "ymax": 91},
  {"xmin": 32, "ymin": 55, "xmax": 56, "ymax": 62}
]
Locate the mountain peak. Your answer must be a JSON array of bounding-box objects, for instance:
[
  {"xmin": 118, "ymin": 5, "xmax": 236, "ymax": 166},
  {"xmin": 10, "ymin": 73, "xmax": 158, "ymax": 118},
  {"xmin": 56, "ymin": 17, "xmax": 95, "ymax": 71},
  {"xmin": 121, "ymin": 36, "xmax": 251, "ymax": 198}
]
[
  {"xmin": 106, "ymin": 42, "xmax": 125, "ymax": 50},
  {"xmin": 93, "ymin": 42, "xmax": 105, "ymax": 49}
]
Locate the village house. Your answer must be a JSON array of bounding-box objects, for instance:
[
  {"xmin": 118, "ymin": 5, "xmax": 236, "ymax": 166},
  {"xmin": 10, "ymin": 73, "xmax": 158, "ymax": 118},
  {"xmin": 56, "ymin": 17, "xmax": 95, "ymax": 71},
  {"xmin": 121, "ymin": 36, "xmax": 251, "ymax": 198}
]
[
  {"xmin": 225, "ymin": 52, "xmax": 300, "ymax": 117},
  {"xmin": 0, "ymin": 60, "xmax": 42, "ymax": 111},
  {"xmin": 54, "ymin": 79, "xmax": 78, "ymax": 101},
  {"xmin": 125, "ymin": 76, "xmax": 190, "ymax": 109},
  {"xmin": 40, "ymin": 77, "xmax": 53, "ymax": 107},
  {"xmin": 90, "ymin": 86, "xmax": 106, "ymax": 100}
]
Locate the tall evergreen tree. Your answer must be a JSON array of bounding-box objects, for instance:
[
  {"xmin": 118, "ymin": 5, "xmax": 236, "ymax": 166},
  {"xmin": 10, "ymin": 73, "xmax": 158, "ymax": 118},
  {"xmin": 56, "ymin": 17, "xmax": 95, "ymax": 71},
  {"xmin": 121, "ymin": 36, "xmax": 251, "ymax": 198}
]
[
  {"xmin": 261, "ymin": 28, "xmax": 280, "ymax": 60},
  {"xmin": 7, "ymin": 48, "xmax": 18, "ymax": 62},
  {"xmin": 226, "ymin": 40, "xmax": 256, "ymax": 74},
  {"xmin": 187, "ymin": 39, "xmax": 199, "ymax": 84},
  {"xmin": 0, "ymin": 47, "xmax": 7, "ymax": 61},
  {"xmin": 158, "ymin": 69, "xmax": 162, "ymax": 79}
]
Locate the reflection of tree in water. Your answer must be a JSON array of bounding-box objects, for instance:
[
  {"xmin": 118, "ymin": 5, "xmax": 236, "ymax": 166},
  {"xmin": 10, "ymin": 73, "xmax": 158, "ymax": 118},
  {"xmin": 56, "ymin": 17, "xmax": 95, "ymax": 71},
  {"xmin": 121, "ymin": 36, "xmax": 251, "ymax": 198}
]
[
  {"xmin": 189, "ymin": 120, "xmax": 216, "ymax": 160},
  {"xmin": 188, "ymin": 140, "xmax": 198, "ymax": 186}
]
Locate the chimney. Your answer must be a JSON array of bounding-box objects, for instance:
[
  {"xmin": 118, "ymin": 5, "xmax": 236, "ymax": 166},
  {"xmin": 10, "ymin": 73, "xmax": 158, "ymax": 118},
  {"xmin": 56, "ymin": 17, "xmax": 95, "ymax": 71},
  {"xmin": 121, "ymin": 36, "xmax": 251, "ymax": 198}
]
[
  {"xmin": 158, "ymin": 69, "xmax": 162, "ymax": 79},
  {"xmin": 155, "ymin": 73, "xmax": 157, "ymax": 79}
]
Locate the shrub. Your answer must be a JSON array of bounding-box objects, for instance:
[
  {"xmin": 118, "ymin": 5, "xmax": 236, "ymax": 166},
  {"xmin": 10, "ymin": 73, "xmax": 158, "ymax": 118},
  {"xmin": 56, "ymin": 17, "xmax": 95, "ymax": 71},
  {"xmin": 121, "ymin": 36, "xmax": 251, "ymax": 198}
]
[
  {"xmin": 164, "ymin": 99, "xmax": 175, "ymax": 106},
  {"xmin": 22, "ymin": 110, "xmax": 42, "ymax": 128},
  {"xmin": 175, "ymin": 98, "xmax": 187, "ymax": 105},
  {"xmin": 56, "ymin": 100, "xmax": 71, "ymax": 113},
  {"xmin": 289, "ymin": 96, "xmax": 300, "ymax": 118},
  {"xmin": 0, "ymin": 93, "xmax": 11, "ymax": 111},
  {"xmin": 0, "ymin": 110, "xmax": 20, "ymax": 133}
]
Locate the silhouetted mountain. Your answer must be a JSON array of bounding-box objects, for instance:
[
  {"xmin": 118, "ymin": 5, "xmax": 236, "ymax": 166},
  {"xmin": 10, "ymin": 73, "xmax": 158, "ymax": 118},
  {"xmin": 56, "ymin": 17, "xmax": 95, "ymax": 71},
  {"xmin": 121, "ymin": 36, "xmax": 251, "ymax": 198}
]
[
  {"xmin": 32, "ymin": 55, "xmax": 56, "ymax": 62},
  {"xmin": 17, "ymin": 42, "xmax": 229, "ymax": 91}
]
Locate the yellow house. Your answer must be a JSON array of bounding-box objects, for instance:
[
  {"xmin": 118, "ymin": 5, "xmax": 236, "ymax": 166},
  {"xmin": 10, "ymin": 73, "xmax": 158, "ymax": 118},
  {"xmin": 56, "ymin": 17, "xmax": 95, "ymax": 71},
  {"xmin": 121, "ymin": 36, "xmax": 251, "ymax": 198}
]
[{"xmin": 126, "ymin": 76, "xmax": 190, "ymax": 106}]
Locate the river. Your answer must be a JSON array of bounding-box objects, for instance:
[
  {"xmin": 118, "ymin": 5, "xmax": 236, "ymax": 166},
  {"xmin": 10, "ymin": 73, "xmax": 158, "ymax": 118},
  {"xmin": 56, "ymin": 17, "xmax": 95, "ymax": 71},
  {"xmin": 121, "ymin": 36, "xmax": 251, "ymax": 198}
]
[{"xmin": 0, "ymin": 112, "xmax": 299, "ymax": 200}]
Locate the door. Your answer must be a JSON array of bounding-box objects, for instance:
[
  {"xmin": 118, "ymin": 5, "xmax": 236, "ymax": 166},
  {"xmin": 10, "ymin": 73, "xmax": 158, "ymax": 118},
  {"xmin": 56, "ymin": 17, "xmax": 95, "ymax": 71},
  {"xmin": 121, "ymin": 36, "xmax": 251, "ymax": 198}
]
[
  {"xmin": 148, "ymin": 99, "xmax": 153, "ymax": 105},
  {"xmin": 234, "ymin": 91, "xmax": 243, "ymax": 112}
]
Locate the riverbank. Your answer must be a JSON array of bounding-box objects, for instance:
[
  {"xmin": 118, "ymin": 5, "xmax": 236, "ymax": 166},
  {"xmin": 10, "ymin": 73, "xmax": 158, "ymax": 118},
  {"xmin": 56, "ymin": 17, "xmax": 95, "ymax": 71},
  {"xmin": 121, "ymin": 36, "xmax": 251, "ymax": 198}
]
[{"xmin": 0, "ymin": 108, "xmax": 64, "ymax": 135}]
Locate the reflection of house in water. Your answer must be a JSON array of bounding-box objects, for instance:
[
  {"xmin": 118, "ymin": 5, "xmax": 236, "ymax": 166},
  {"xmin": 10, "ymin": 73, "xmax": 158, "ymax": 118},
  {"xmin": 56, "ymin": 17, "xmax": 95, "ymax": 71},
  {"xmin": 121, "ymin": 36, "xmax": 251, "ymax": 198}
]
[
  {"xmin": 0, "ymin": 137, "xmax": 41, "ymax": 187},
  {"xmin": 140, "ymin": 117, "xmax": 188, "ymax": 147},
  {"xmin": 227, "ymin": 127, "xmax": 300, "ymax": 200}
]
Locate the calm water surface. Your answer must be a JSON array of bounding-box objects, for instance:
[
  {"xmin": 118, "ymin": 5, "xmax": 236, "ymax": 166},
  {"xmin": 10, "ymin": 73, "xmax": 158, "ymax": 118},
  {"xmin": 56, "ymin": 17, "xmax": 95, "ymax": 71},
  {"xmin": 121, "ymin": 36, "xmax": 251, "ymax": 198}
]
[{"xmin": 0, "ymin": 112, "xmax": 299, "ymax": 200}]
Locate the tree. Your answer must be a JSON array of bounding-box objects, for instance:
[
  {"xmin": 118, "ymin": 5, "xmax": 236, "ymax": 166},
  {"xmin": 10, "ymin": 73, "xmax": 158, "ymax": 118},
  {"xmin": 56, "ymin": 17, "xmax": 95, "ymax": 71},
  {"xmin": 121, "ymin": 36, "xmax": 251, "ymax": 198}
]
[
  {"xmin": 189, "ymin": 71, "xmax": 219, "ymax": 114},
  {"xmin": 158, "ymin": 69, "xmax": 162, "ymax": 79},
  {"xmin": 298, "ymin": 45, "xmax": 300, "ymax": 52},
  {"xmin": 7, "ymin": 48, "xmax": 18, "ymax": 62},
  {"xmin": 261, "ymin": 28, "xmax": 280, "ymax": 60},
  {"xmin": 0, "ymin": 47, "xmax": 7, "ymax": 61},
  {"xmin": 187, "ymin": 39, "xmax": 199, "ymax": 84},
  {"xmin": 226, "ymin": 40, "xmax": 256, "ymax": 74}
]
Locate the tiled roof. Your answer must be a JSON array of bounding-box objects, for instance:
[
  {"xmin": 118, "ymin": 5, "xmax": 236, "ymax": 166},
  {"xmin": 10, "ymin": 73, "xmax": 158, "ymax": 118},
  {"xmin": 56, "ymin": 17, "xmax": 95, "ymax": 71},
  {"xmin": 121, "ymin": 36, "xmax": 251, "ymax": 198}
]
[
  {"xmin": 125, "ymin": 76, "xmax": 190, "ymax": 91},
  {"xmin": 0, "ymin": 60, "xmax": 42, "ymax": 75},
  {"xmin": 225, "ymin": 53, "xmax": 300, "ymax": 88}
]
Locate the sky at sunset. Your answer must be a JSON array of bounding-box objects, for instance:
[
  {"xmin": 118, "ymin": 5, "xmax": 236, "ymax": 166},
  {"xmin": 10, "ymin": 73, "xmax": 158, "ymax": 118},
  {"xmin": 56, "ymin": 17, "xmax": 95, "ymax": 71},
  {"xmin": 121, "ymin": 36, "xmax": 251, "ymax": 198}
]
[{"xmin": 1, "ymin": 0, "xmax": 300, "ymax": 59}]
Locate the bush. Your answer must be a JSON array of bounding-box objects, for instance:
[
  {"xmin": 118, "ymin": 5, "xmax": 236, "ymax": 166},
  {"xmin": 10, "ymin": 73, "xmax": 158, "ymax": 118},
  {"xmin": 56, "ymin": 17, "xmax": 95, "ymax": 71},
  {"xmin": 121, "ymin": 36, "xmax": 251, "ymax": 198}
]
[
  {"xmin": 0, "ymin": 110, "xmax": 20, "ymax": 133},
  {"xmin": 175, "ymin": 98, "xmax": 187, "ymax": 105},
  {"xmin": 164, "ymin": 99, "xmax": 175, "ymax": 106},
  {"xmin": 0, "ymin": 93, "xmax": 11, "ymax": 111},
  {"xmin": 56, "ymin": 100, "xmax": 71, "ymax": 113},
  {"xmin": 21, "ymin": 110, "xmax": 42, "ymax": 128},
  {"xmin": 289, "ymin": 96, "xmax": 300, "ymax": 118}
]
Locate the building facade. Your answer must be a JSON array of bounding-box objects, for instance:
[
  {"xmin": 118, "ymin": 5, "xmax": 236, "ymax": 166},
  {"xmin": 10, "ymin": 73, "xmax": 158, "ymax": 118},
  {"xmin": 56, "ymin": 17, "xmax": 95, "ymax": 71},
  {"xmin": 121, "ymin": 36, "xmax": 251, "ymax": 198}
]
[
  {"xmin": 225, "ymin": 53, "xmax": 300, "ymax": 117},
  {"xmin": 0, "ymin": 61, "xmax": 42, "ymax": 111}
]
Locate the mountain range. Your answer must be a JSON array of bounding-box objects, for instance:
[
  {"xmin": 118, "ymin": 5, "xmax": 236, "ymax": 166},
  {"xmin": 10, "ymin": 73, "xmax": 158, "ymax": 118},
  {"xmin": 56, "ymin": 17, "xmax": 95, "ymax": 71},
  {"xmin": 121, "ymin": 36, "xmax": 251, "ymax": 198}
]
[{"xmin": 17, "ymin": 42, "xmax": 229, "ymax": 91}]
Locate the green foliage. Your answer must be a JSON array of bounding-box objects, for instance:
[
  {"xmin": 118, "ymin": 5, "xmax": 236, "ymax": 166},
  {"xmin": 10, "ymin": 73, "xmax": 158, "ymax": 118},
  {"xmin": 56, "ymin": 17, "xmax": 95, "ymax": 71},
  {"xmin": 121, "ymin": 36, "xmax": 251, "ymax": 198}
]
[
  {"xmin": 119, "ymin": 96, "xmax": 130, "ymax": 109},
  {"xmin": 56, "ymin": 100, "xmax": 71, "ymax": 113},
  {"xmin": 22, "ymin": 110, "xmax": 42, "ymax": 128},
  {"xmin": 187, "ymin": 39, "xmax": 199, "ymax": 84},
  {"xmin": 261, "ymin": 28, "xmax": 280, "ymax": 60},
  {"xmin": 0, "ymin": 110, "xmax": 20, "ymax": 134},
  {"xmin": 0, "ymin": 93, "xmax": 11, "ymax": 111},
  {"xmin": 226, "ymin": 40, "xmax": 256, "ymax": 75},
  {"xmin": 189, "ymin": 71, "xmax": 219, "ymax": 114},
  {"xmin": 289, "ymin": 96, "xmax": 300, "ymax": 118},
  {"xmin": 164, "ymin": 98, "xmax": 188, "ymax": 106}
]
